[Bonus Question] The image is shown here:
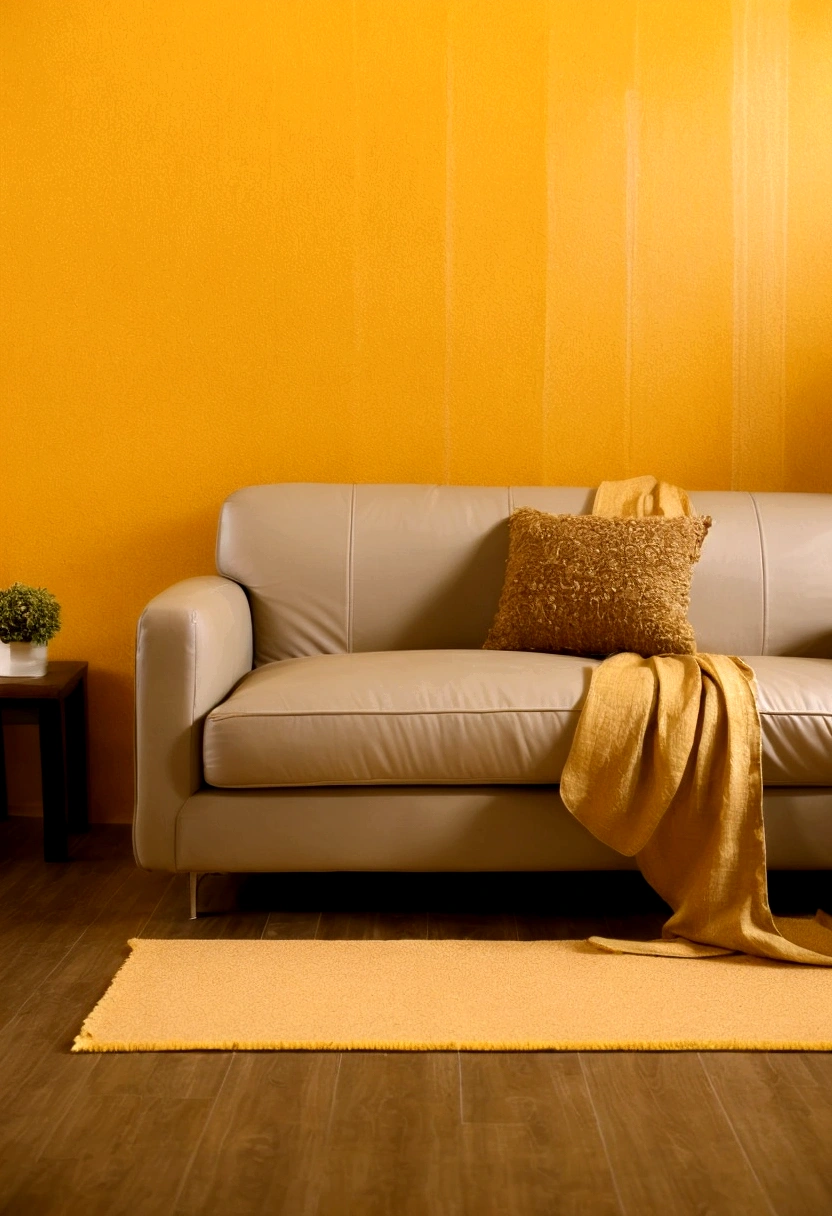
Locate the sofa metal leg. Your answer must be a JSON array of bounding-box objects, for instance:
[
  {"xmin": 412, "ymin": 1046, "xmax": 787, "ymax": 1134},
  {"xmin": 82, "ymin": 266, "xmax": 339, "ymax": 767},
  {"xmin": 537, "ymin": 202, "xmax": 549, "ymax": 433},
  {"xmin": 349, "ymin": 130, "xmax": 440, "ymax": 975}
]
[{"xmin": 189, "ymin": 872, "xmax": 200, "ymax": 920}]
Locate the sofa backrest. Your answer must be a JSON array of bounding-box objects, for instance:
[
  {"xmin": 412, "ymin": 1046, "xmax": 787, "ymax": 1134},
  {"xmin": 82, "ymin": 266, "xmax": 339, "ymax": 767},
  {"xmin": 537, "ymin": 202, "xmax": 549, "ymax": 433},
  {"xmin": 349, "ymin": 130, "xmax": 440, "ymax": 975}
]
[{"xmin": 216, "ymin": 484, "xmax": 832, "ymax": 665}]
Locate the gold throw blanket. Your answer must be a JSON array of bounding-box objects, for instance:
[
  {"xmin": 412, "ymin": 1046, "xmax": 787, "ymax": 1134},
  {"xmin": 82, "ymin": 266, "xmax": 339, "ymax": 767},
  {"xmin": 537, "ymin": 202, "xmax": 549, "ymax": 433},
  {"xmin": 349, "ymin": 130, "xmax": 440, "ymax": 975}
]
[{"xmin": 560, "ymin": 475, "xmax": 832, "ymax": 964}]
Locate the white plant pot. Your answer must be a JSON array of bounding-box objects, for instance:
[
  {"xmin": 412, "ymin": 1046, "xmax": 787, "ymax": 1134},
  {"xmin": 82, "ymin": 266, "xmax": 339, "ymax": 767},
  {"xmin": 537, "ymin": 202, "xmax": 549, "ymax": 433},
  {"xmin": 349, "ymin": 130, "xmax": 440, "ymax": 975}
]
[{"xmin": 0, "ymin": 641, "xmax": 48, "ymax": 678}]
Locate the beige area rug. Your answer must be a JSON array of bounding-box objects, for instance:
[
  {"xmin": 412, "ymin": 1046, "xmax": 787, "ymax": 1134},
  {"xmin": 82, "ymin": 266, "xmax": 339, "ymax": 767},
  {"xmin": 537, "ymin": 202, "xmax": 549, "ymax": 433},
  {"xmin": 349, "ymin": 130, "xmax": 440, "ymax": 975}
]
[{"xmin": 72, "ymin": 937, "xmax": 832, "ymax": 1052}]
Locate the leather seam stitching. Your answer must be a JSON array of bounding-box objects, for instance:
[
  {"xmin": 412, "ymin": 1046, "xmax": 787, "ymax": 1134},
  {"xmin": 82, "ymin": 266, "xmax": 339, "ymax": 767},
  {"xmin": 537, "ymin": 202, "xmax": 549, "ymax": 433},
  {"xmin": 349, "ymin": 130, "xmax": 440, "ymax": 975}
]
[
  {"xmin": 347, "ymin": 484, "xmax": 356, "ymax": 654},
  {"xmin": 207, "ymin": 708, "xmax": 586, "ymax": 719},
  {"xmin": 180, "ymin": 610, "xmax": 200, "ymax": 873},
  {"xmin": 207, "ymin": 707, "xmax": 832, "ymax": 720},
  {"xmin": 191, "ymin": 611, "xmax": 198, "ymax": 727},
  {"xmin": 204, "ymin": 783, "xmax": 571, "ymax": 792},
  {"xmin": 749, "ymin": 492, "xmax": 768, "ymax": 654}
]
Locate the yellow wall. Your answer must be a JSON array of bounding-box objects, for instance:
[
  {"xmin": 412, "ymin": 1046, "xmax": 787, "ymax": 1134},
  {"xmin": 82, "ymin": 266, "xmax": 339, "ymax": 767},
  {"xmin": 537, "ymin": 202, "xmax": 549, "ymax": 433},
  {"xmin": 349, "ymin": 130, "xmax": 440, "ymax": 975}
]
[{"xmin": 2, "ymin": 1, "xmax": 830, "ymax": 823}]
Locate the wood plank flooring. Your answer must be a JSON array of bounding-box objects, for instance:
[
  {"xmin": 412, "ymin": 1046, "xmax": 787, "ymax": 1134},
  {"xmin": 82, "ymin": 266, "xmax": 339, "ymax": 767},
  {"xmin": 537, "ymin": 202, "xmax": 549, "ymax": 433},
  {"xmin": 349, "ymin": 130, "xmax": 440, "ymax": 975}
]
[{"xmin": 0, "ymin": 818, "xmax": 830, "ymax": 1216}]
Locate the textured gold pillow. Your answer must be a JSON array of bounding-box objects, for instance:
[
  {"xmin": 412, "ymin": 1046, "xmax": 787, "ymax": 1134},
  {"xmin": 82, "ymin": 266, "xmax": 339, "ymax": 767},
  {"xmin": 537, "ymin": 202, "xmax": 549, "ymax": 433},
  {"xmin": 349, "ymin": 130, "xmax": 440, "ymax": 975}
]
[{"xmin": 484, "ymin": 508, "xmax": 711, "ymax": 658}]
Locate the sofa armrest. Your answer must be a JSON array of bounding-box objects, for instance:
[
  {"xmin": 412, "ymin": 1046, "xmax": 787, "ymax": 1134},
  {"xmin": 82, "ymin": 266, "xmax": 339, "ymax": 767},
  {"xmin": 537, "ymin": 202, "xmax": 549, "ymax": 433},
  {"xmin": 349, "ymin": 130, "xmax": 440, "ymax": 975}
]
[{"xmin": 133, "ymin": 576, "xmax": 253, "ymax": 871}]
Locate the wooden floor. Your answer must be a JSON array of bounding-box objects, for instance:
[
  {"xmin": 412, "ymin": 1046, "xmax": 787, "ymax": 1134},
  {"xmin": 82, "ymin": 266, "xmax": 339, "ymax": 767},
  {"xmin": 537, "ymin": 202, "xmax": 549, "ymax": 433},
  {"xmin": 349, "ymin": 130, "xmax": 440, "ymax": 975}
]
[{"xmin": 0, "ymin": 818, "xmax": 830, "ymax": 1216}]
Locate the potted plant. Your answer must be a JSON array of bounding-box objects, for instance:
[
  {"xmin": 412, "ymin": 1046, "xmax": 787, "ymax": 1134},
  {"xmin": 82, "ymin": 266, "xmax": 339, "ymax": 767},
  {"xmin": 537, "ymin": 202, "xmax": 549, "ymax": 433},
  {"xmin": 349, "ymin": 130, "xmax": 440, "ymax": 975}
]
[{"xmin": 0, "ymin": 582, "xmax": 62, "ymax": 678}]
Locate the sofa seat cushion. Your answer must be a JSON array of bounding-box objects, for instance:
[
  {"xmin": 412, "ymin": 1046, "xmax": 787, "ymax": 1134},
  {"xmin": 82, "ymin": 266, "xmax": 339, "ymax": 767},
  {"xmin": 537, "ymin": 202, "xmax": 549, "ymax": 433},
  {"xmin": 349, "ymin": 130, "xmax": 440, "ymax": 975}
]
[
  {"xmin": 203, "ymin": 650, "xmax": 598, "ymax": 787},
  {"xmin": 744, "ymin": 656, "xmax": 832, "ymax": 786},
  {"xmin": 203, "ymin": 650, "xmax": 832, "ymax": 789}
]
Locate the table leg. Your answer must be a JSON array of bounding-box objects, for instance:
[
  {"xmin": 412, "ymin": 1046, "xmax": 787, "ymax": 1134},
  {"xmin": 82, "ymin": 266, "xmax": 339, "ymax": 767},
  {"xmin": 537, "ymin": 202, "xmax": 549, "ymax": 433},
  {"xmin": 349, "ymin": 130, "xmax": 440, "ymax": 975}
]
[
  {"xmin": 38, "ymin": 701, "xmax": 68, "ymax": 862},
  {"xmin": 65, "ymin": 678, "xmax": 89, "ymax": 832},
  {"xmin": 0, "ymin": 710, "xmax": 7, "ymax": 821}
]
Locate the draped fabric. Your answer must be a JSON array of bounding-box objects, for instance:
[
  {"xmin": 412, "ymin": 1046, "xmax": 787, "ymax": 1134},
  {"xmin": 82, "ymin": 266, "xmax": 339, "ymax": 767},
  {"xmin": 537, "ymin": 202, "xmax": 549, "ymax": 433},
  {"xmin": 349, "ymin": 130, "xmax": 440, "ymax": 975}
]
[{"xmin": 560, "ymin": 476, "xmax": 832, "ymax": 964}]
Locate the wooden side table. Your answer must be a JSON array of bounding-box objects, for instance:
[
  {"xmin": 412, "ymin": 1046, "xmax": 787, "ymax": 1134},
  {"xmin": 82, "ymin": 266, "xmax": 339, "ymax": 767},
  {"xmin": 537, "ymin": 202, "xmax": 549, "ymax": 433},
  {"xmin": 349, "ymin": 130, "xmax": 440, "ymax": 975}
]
[{"xmin": 0, "ymin": 661, "xmax": 89, "ymax": 861}]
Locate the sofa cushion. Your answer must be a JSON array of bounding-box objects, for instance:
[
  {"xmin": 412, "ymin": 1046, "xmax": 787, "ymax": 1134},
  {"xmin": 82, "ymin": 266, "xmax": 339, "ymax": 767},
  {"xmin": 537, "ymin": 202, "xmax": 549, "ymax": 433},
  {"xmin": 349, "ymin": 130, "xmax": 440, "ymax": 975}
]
[
  {"xmin": 203, "ymin": 650, "xmax": 832, "ymax": 789},
  {"xmin": 203, "ymin": 650, "xmax": 598, "ymax": 787},
  {"xmin": 745, "ymin": 656, "xmax": 832, "ymax": 786},
  {"xmin": 216, "ymin": 484, "xmax": 832, "ymax": 663}
]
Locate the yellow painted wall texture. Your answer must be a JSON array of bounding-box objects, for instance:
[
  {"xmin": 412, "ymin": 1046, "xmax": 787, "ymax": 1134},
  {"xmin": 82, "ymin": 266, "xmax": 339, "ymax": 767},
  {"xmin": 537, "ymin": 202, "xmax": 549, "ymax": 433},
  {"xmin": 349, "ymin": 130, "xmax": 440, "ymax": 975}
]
[{"xmin": 1, "ymin": 1, "xmax": 831, "ymax": 822}]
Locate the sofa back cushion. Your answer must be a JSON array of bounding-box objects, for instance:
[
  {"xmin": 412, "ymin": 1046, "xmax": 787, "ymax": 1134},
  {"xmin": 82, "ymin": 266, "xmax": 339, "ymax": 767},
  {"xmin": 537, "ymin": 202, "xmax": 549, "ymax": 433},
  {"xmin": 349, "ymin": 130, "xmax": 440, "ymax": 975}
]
[{"xmin": 216, "ymin": 483, "xmax": 832, "ymax": 665}]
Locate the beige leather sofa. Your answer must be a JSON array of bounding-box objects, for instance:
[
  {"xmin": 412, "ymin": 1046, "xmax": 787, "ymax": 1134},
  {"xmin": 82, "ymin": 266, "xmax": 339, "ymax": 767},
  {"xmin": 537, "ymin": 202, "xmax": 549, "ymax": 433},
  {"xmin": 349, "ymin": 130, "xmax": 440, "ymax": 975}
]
[{"xmin": 134, "ymin": 484, "xmax": 832, "ymax": 907}]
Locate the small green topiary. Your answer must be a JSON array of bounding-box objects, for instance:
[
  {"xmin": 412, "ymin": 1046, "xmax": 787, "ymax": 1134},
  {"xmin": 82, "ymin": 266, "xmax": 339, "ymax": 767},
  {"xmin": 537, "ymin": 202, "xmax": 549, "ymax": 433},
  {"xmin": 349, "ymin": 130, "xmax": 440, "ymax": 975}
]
[{"xmin": 0, "ymin": 582, "xmax": 62, "ymax": 645}]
